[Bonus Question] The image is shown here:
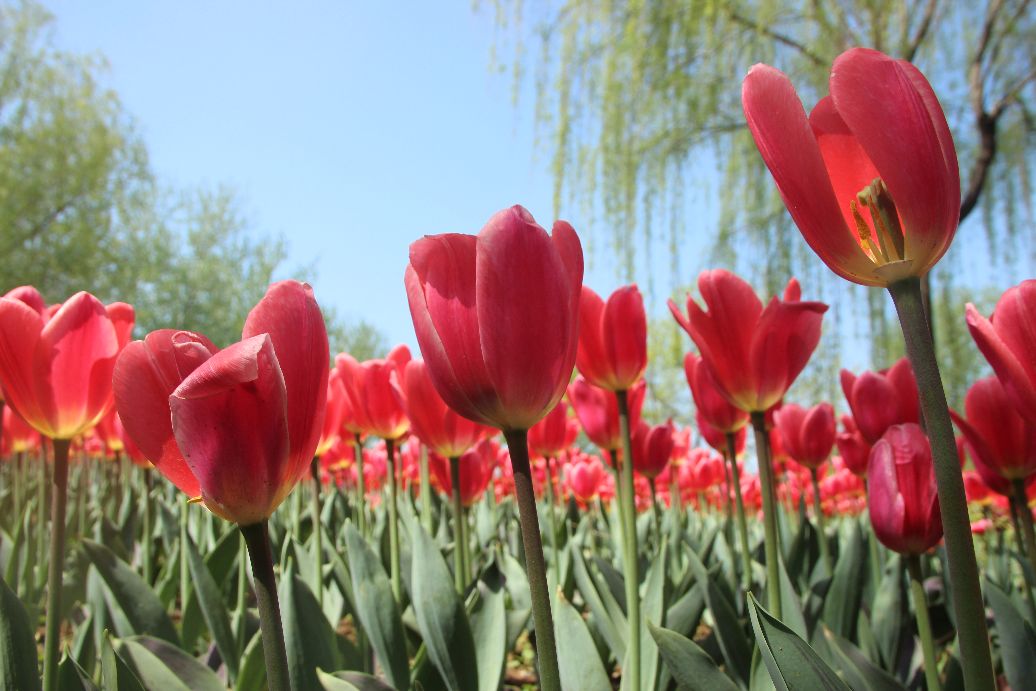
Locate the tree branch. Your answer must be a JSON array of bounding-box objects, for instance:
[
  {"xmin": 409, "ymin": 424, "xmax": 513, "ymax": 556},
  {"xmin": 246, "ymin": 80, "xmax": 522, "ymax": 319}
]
[
  {"xmin": 905, "ymin": 0, "xmax": 939, "ymax": 61},
  {"xmin": 728, "ymin": 10, "xmax": 826, "ymax": 67}
]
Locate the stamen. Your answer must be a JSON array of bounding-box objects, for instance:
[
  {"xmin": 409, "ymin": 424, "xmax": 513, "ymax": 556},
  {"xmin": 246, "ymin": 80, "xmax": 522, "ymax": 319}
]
[
  {"xmin": 855, "ymin": 179, "xmax": 905, "ymax": 264},
  {"xmin": 850, "ymin": 199, "xmax": 881, "ymax": 263}
]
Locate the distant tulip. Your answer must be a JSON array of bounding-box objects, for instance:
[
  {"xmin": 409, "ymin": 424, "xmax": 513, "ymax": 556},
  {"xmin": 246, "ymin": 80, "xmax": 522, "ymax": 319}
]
[
  {"xmin": 567, "ymin": 455, "xmax": 607, "ymax": 503},
  {"xmin": 867, "ymin": 424, "xmax": 943, "ymax": 555},
  {"xmin": 399, "ymin": 358, "xmax": 491, "ymax": 458},
  {"xmin": 841, "ymin": 358, "xmax": 920, "ymax": 444},
  {"xmin": 684, "ymin": 353, "xmax": 748, "ymax": 433},
  {"xmin": 576, "ymin": 285, "xmax": 647, "ymax": 391},
  {"xmin": 315, "ymin": 369, "xmax": 348, "ymax": 458},
  {"xmin": 835, "ymin": 415, "xmax": 872, "ymax": 477},
  {"xmin": 632, "ymin": 420, "xmax": 675, "ymax": 479},
  {"xmin": 336, "ymin": 346, "xmax": 411, "ymax": 442},
  {"xmin": 742, "ymin": 48, "xmax": 959, "ymax": 287},
  {"xmin": 669, "ymin": 270, "xmax": 826, "ymax": 413},
  {"xmin": 966, "ymin": 281, "xmax": 1036, "ymax": 427},
  {"xmin": 775, "ymin": 402, "xmax": 836, "ymax": 470},
  {"xmin": 2, "ymin": 405, "xmax": 39, "ymax": 454},
  {"xmin": 951, "ymin": 376, "xmax": 1036, "ymax": 482},
  {"xmin": 405, "ymin": 205, "xmax": 583, "ymax": 431},
  {"xmin": 528, "ymin": 398, "xmax": 579, "ymax": 459},
  {"xmin": 568, "ymin": 377, "xmax": 645, "ymax": 452},
  {"xmin": 697, "ymin": 410, "xmax": 745, "ymax": 456},
  {"xmin": 429, "ymin": 440, "xmax": 495, "ymax": 506}
]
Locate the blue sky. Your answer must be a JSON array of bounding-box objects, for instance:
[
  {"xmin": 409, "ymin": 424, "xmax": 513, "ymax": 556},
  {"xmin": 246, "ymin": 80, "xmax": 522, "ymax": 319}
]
[{"xmin": 46, "ymin": 1, "xmax": 641, "ymax": 349}]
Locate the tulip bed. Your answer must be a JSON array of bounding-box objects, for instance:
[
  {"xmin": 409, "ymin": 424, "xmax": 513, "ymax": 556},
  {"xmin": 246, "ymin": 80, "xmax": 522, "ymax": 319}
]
[{"xmin": 1, "ymin": 45, "xmax": 1035, "ymax": 691}]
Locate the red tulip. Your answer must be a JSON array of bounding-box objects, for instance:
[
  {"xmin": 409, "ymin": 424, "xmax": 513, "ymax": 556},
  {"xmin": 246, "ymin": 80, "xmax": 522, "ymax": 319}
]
[
  {"xmin": 840, "ymin": 358, "xmax": 919, "ymax": 445},
  {"xmin": 95, "ymin": 408, "xmax": 125, "ymax": 454},
  {"xmin": 668, "ymin": 270, "xmax": 826, "ymax": 413},
  {"xmin": 963, "ymin": 471, "xmax": 994, "ymax": 505},
  {"xmin": 567, "ymin": 454, "xmax": 607, "ymax": 503},
  {"xmin": 576, "ymin": 285, "xmax": 647, "ymax": 391},
  {"xmin": 867, "ymin": 423, "xmax": 943, "ymax": 555},
  {"xmin": 315, "ymin": 369, "xmax": 348, "ymax": 458},
  {"xmin": 775, "ymin": 402, "xmax": 836, "ymax": 470},
  {"xmin": 2, "ymin": 405, "xmax": 39, "ymax": 454},
  {"xmin": 398, "ymin": 358, "xmax": 491, "ymax": 458},
  {"xmin": 966, "ymin": 281, "xmax": 1036, "ymax": 427},
  {"xmin": 428, "ymin": 439, "xmax": 496, "ymax": 506},
  {"xmin": 742, "ymin": 48, "xmax": 959, "ymax": 287},
  {"xmin": 835, "ymin": 414, "xmax": 872, "ymax": 477},
  {"xmin": 567, "ymin": 377, "xmax": 645, "ymax": 452},
  {"xmin": 0, "ymin": 291, "xmax": 134, "ymax": 440},
  {"xmin": 684, "ymin": 353, "xmax": 748, "ymax": 433},
  {"xmin": 3, "ymin": 285, "xmax": 46, "ymax": 315},
  {"xmin": 632, "ymin": 419, "xmax": 675, "ymax": 479},
  {"xmin": 115, "ymin": 281, "xmax": 328, "ymax": 524},
  {"xmin": 951, "ymin": 376, "xmax": 1036, "ymax": 482},
  {"xmin": 335, "ymin": 346, "xmax": 411, "ymax": 441},
  {"xmin": 528, "ymin": 399, "xmax": 578, "ymax": 459},
  {"xmin": 405, "ymin": 205, "xmax": 583, "ymax": 431},
  {"xmin": 696, "ymin": 410, "xmax": 745, "ymax": 456}
]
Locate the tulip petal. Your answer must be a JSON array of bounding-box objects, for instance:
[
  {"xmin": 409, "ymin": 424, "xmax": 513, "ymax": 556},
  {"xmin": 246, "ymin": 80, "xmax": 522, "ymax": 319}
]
[
  {"xmin": 106, "ymin": 302, "xmax": 136, "ymax": 349},
  {"xmin": 244, "ymin": 280, "xmax": 329, "ymax": 482},
  {"xmin": 576, "ymin": 287, "xmax": 610, "ymax": 387},
  {"xmin": 3, "ymin": 286, "xmax": 46, "ymax": 314},
  {"xmin": 602, "ymin": 285, "xmax": 647, "ymax": 390},
  {"xmin": 967, "ymin": 302, "xmax": 1036, "ymax": 427},
  {"xmin": 171, "ymin": 335, "xmax": 290, "ymax": 525},
  {"xmin": 0, "ymin": 298, "xmax": 47, "ymax": 433},
  {"xmin": 742, "ymin": 65, "xmax": 875, "ymax": 285}
]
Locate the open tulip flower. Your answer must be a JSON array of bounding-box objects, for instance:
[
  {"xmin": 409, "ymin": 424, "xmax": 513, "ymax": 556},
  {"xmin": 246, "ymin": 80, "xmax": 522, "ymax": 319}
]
[{"xmin": 742, "ymin": 48, "xmax": 958, "ymax": 287}]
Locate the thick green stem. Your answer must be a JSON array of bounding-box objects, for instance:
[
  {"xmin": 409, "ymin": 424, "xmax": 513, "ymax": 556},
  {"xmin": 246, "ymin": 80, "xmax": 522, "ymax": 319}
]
[
  {"xmin": 142, "ymin": 471, "xmax": 153, "ymax": 585},
  {"xmin": 502, "ymin": 429, "xmax": 560, "ymax": 691},
  {"xmin": 36, "ymin": 452, "xmax": 47, "ymax": 591},
  {"xmin": 616, "ymin": 390, "xmax": 641, "ymax": 687},
  {"xmin": 180, "ymin": 499, "xmax": 190, "ymax": 625},
  {"xmin": 544, "ymin": 456, "xmax": 561, "ymax": 588},
  {"xmin": 236, "ymin": 532, "xmax": 248, "ymax": 657},
  {"xmin": 864, "ymin": 478, "xmax": 885, "ymax": 591},
  {"xmin": 385, "ymin": 438, "xmax": 401, "ymax": 602},
  {"xmin": 41, "ymin": 438, "xmax": 70, "ymax": 691},
  {"xmin": 420, "ymin": 445, "xmax": 433, "ymax": 534},
  {"xmin": 450, "ymin": 456, "xmax": 465, "ymax": 594},
  {"xmin": 354, "ymin": 435, "xmax": 367, "ymax": 537},
  {"xmin": 726, "ymin": 432, "xmax": 753, "ymax": 591},
  {"xmin": 907, "ymin": 555, "xmax": 942, "ymax": 691},
  {"xmin": 649, "ymin": 477, "xmax": 662, "ymax": 545},
  {"xmin": 810, "ymin": 468, "xmax": 833, "ymax": 575},
  {"xmin": 310, "ymin": 456, "xmax": 324, "ymax": 608},
  {"xmin": 240, "ymin": 521, "xmax": 291, "ymax": 691},
  {"xmin": 888, "ymin": 277, "xmax": 994, "ymax": 690},
  {"xmin": 750, "ymin": 412, "xmax": 781, "ymax": 619}
]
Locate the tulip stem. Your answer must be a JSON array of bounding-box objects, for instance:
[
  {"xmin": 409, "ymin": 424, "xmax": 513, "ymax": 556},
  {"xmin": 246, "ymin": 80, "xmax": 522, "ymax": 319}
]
[
  {"xmin": 41, "ymin": 438, "xmax": 70, "ymax": 691},
  {"xmin": 385, "ymin": 438, "xmax": 401, "ymax": 602},
  {"xmin": 616, "ymin": 390, "xmax": 641, "ymax": 688},
  {"xmin": 36, "ymin": 453, "xmax": 47, "ymax": 591},
  {"xmin": 810, "ymin": 468, "xmax": 833, "ymax": 575},
  {"xmin": 889, "ymin": 277, "xmax": 995, "ymax": 690},
  {"xmin": 502, "ymin": 429, "xmax": 561, "ymax": 691},
  {"xmin": 726, "ymin": 433, "xmax": 753, "ymax": 592},
  {"xmin": 240, "ymin": 520, "xmax": 291, "ymax": 691},
  {"xmin": 310, "ymin": 456, "xmax": 324, "ymax": 608},
  {"xmin": 544, "ymin": 456, "xmax": 561, "ymax": 588},
  {"xmin": 354, "ymin": 435, "xmax": 367, "ymax": 537},
  {"xmin": 420, "ymin": 445, "xmax": 433, "ymax": 534},
  {"xmin": 907, "ymin": 555, "xmax": 942, "ymax": 691},
  {"xmin": 1012, "ymin": 480, "xmax": 1036, "ymax": 580},
  {"xmin": 450, "ymin": 456, "xmax": 466, "ymax": 594},
  {"xmin": 142, "ymin": 471, "xmax": 153, "ymax": 585},
  {"xmin": 235, "ymin": 532, "xmax": 248, "ymax": 657},
  {"xmin": 180, "ymin": 499, "xmax": 190, "ymax": 626},
  {"xmin": 649, "ymin": 477, "xmax": 662, "ymax": 545},
  {"xmin": 750, "ymin": 413, "xmax": 781, "ymax": 619}
]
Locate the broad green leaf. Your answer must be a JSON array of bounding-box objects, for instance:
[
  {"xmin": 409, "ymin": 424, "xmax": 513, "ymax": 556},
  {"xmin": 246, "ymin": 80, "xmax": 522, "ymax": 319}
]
[
  {"xmin": 184, "ymin": 530, "xmax": 239, "ymax": 681},
  {"xmin": 235, "ymin": 631, "xmax": 267, "ymax": 691},
  {"xmin": 81, "ymin": 540, "xmax": 178, "ymax": 645},
  {"xmin": 747, "ymin": 593, "xmax": 850, "ymax": 691},
  {"xmin": 317, "ymin": 668, "xmax": 397, "ymax": 690},
  {"xmin": 408, "ymin": 518, "xmax": 478, "ymax": 691},
  {"xmin": 0, "ymin": 575, "xmax": 40, "ymax": 690},
  {"xmin": 776, "ymin": 555, "xmax": 808, "ymax": 640},
  {"xmin": 570, "ymin": 542, "xmax": 626, "ymax": 662},
  {"xmin": 100, "ymin": 631, "xmax": 145, "ymax": 691},
  {"xmin": 986, "ymin": 578, "xmax": 1036, "ymax": 691},
  {"xmin": 344, "ymin": 523, "xmax": 410, "ymax": 690},
  {"xmin": 56, "ymin": 653, "xmax": 99, "ymax": 691},
  {"xmin": 114, "ymin": 636, "xmax": 224, "ymax": 691},
  {"xmin": 821, "ymin": 522, "xmax": 863, "ymax": 639},
  {"xmin": 633, "ymin": 540, "xmax": 667, "ymax": 691},
  {"xmin": 822, "ymin": 628, "xmax": 906, "ymax": 691},
  {"xmin": 555, "ymin": 592, "xmax": 612, "ymax": 691},
  {"xmin": 471, "ymin": 576, "xmax": 506, "ymax": 691},
  {"xmin": 664, "ymin": 581, "xmax": 705, "ymax": 639},
  {"xmin": 688, "ymin": 547, "xmax": 751, "ymax": 687},
  {"xmin": 869, "ymin": 554, "xmax": 904, "ymax": 671},
  {"xmin": 498, "ymin": 550, "xmax": 532, "ymax": 652},
  {"xmin": 649, "ymin": 621, "xmax": 739, "ymax": 691},
  {"xmin": 280, "ymin": 562, "xmax": 343, "ymax": 691}
]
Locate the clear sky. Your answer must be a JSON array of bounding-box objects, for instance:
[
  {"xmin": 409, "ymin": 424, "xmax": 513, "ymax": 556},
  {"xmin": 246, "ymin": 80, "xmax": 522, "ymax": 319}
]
[{"xmin": 46, "ymin": 0, "xmax": 636, "ymax": 350}]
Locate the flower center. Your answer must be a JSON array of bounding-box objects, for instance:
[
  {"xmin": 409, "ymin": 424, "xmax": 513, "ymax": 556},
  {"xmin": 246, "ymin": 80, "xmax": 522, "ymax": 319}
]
[{"xmin": 850, "ymin": 178, "xmax": 905, "ymax": 266}]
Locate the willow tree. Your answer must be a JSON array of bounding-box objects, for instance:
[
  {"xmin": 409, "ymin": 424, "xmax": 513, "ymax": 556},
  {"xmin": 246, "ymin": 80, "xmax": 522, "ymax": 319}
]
[{"xmin": 488, "ymin": 0, "xmax": 1035, "ymax": 409}]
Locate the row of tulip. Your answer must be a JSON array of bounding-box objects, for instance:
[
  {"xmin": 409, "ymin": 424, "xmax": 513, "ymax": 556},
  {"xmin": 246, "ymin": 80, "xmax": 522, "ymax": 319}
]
[{"xmin": 0, "ymin": 43, "xmax": 1032, "ymax": 690}]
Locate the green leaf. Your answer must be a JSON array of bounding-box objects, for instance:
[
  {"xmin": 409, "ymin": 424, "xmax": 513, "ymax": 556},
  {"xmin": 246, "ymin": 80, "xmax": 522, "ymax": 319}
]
[
  {"xmin": 114, "ymin": 636, "xmax": 224, "ymax": 691},
  {"xmin": 343, "ymin": 523, "xmax": 409, "ymax": 690},
  {"xmin": 747, "ymin": 593, "xmax": 850, "ymax": 691},
  {"xmin": 184, "ymin": 529, "xmax": 239, "ymax": 681},
  {"xmin": 648, "ymin": 621, "xmax": 739, "ymax": 691},
  {"xmin": 0, "ymin": 574, "xmax": 41, "ymax": 690},
  {"xmin": 633, "ymin": 539, "xmax": 667, "ymax": 691},
  {"xmin": 471, "ymin": 576, "xmax": 507, "ymax": 691},
  {"xmin": 688, "ymin": 547, "xmax": 751, "ymax": 687},
  {"xmin": 820, "ymin": 522, "xmax": 864, "ymax": 639},
  {"xmin": 986, "ymin": 577, "xmax": 1036, "ymax": 691},
  {"xmin": 821, "ymin": 628, "xmax": 906, "ymax": 691},
  {"xmin": 407, "ymin": 518, "xmax": 478, "ymax": 691},
  {"xmin": 776, "ymin": 555, "xmax": 808, "ymax": 640},
  {"xmin": 100, "ymin": 631, "xmax": 145, "ymax": 691},
  {"xmin": 81, "ymin": 540, "xmax": 178, "ymax": 645},
  {"xmin": 280, "ymin": 562, "xmax": 343, "ymax": 691},
  {"xmin": 869, "ymin": 554, "xmax": 904, "ymax": 671},
  {"xmin": 317, "ymin": 668, "xmax": 398, "ymax": 690},
  {"xmin": 498, "ymin": 550, "xmax": 533, "ymax": 653},
  {"xmin": 56, "ymin": 652, "xmax": 99, "ymax": 691},
  {"xmin": 554, "ymin": 592, "xmax": 612, "ymax": 691},
  {"xmin": 235, "ymin": 631, "xmax": 267, "ymax": 691},
  {"xmin": 570, "ymin": 542, "xmax": 626, "ymax": 662}
]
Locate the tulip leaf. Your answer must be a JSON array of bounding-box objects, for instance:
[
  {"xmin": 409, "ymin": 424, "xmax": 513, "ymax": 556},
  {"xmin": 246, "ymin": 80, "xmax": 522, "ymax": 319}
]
[
  {"xmin": 820, "ymin": 521, "xmax": 863, "ymax": 639},
  {"xmin": 554, "ymin": 591, "xmax": 613, "ymax": 691},
  {"xmin": 664, "ymin": 581, "xmax": 705, "ymax": 639},
  {"xmin": 407, "ymin": 518, "xmax": 478, "ymax": 691},
  {"xmin": 570, "ymin": 542, "xmax": 626, "ymax": 662},
  {"xmin": 821, "ymin": 627, "xmax": 906, "ymax": 691},
  {"xmin": 317, "ymin": 668, "xmax": 397, "ymax": 691},
  {"xmin": 81, "ymin": 540, "xmax": 178, "ymax": 645},
  {"xmin": 56, "ymin": 652, "xmax": 99, "ymax": 691},
  {"xmin": 114, "ymin": 636, "xmax": 224, "ymax": 691},
  {"xmin": 688, "ymin": 546, "xmax": 752, "ymax": 687},
  {"xmin": 280, "ymin": 561, "xmax": 343, "ymax": 691},
  {"xmin": 343, "ymin": 523, "xmax": 410, "ymax": 690},
  {"xmin": 747, "ymin": 593, "xmax": 850, "ymax": 691},
  {"xmin": 0, "ymin": 574, "xmax": 40, "ymax": 691},
  {"xmin": 470, "ymin": 575, "xmax": 507, "ymax": 691},
  {"xmin": 869, "ymin": 554, "xmax": 904, "ymax": 671},
  {"xmin": 986, "ymin": 577, "xmax": 1036, "ymax": 691},
  {"xmin": 100, "ymin": 630, "xmax": 146, "ymax": 691},
  {"xmin": 498, "ymin": 550, "xmax": 533, "ymax": 652},
  {"xmin": 648, "ymin": 620, "xmax": 739, "ymax": 691},
  {"xmin": 627, "ymin": 539, "xmax": 666, "ymax": 691},
  {"xmin": 235, "ymin": 631, "xmax": 267, "ymax": 691},
  {"xmin": 777, "ymin": 554, "xmax": 808, "ymax": 640},
  {"xmin": 183, "ymin": 530, "xmax": 239, "ymax": 681}
]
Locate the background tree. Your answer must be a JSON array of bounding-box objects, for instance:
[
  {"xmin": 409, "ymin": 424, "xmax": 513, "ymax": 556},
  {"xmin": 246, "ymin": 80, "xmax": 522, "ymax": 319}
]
[{"xmin": 487, "ymin": 0, "xmax": 1035, "ymax": 412}]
